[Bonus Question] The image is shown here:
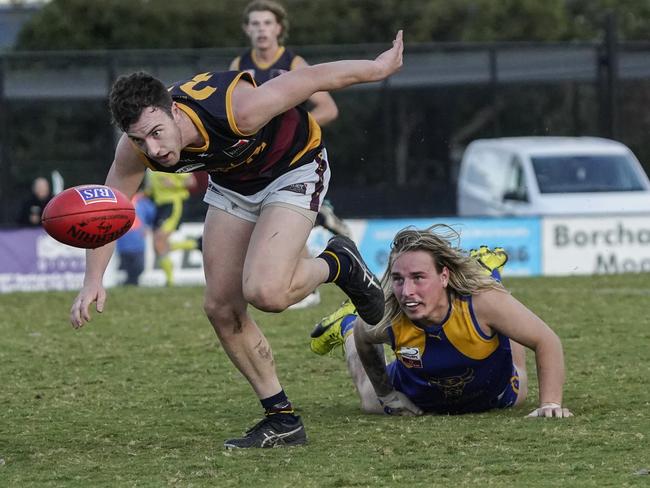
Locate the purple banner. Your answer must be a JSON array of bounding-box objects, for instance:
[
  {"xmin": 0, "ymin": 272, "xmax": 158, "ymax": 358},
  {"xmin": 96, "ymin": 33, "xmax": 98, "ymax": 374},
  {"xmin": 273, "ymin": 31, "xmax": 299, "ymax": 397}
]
[{"xmin": 0, "ymin": 228, "xmax": 86, "ymax": 292}]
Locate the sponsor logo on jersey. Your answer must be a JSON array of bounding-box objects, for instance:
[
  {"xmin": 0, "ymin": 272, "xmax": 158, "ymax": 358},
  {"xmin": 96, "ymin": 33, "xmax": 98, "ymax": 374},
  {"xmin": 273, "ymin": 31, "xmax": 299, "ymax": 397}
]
[
  {"xmin": 398, "ymin": 346, "xmax": 423, "ymax": 368},
  {"xmin": 75, "ymin": 185, "xmax": 117, "ymax": 204},
  {"xmin": 175, "ymin": 163, "xmax": 206, "ymax": 173},
  {"xmin": 280, "ymin": 183, "xmax": 307, "ymax": 194},
  {"xmin": 223, "ymin": 139, "xmax": 254, "ymax": 158}
]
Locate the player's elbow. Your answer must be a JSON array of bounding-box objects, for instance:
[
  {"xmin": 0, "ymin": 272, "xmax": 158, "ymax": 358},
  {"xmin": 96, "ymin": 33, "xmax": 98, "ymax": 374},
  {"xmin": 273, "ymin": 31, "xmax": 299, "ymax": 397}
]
[
  {"xmin": 325, "ymin": 102, "xmax": 339, "ymax": 123},
  {"xmin": 319, "ymin": 106, "xmax": 339, "ymax": 127}
]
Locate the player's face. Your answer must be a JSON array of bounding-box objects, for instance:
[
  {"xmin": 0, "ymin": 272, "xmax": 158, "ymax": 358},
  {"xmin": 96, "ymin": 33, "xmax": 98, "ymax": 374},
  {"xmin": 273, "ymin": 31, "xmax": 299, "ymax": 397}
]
[
  {"xmin": 127, "ymin": 106, "xmax": 183, "ymax": 167},
  {"xmin": 391, "ymin": 250, "xmax": 450, "ymax": 325},
  {"xmin": 244, "ymin": 10, "xmax": 282, "ymax": 50}
]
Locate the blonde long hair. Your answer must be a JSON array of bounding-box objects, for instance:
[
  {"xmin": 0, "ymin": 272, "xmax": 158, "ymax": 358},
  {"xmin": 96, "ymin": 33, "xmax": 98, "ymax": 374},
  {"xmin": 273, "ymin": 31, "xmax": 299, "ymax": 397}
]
[{"xmin": 380, "ymin": 224, "xmax": 505, "ymax": 326}]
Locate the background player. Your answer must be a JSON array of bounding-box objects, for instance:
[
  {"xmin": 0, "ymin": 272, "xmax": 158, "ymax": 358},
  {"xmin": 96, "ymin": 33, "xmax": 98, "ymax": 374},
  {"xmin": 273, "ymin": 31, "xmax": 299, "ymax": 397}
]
[
  {"xmin": 115, "ymin": 190, "xmax": 156, "ymax": 285},
  {"xmin": 232, "ymin": 0, "xmax": 350, "ymax": 308},
  {"xmin": 146, "ymin": 171, "xmax": 198, "ymax": 286}
]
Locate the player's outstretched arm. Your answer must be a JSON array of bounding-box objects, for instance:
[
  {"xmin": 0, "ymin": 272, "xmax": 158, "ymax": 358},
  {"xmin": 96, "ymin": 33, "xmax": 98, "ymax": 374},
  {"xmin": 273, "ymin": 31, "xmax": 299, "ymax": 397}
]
[
  {"xmin": 69, "ymin": 135, "xmax": 146, "ymax": 328},
  {"xmin": 232, "ymin": 30, "xmax": 404, "ymax": 134},
  {"xmin": 473, "ymin": 290, "xmax": 573, "ymax": 418}
]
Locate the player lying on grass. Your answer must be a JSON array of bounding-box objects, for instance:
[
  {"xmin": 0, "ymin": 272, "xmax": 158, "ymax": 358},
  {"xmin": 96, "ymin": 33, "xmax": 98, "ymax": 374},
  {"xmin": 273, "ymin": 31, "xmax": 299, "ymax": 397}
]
[{"xmin": 310, "ymin": 225, "xmax": 573, "ymax": 418}]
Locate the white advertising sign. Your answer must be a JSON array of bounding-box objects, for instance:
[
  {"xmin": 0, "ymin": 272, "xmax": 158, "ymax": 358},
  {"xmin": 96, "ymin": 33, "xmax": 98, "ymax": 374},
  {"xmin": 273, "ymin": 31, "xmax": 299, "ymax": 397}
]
[{"xmin": 542, "ymin": 215, "xmax": 650, "ymax": 275}]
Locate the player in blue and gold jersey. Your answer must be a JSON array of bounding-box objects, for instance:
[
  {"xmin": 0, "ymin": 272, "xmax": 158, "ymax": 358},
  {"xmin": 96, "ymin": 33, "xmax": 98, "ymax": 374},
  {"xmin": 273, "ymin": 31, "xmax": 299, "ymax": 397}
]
[
  {"xmin": 310, "ymin": 225, "xmax": 573, "ymax": 419},
  {"xmin": 231, "ymin": 1, "xmax": 338, "ymax": 126},
  {"xmin": 69, "ymin": 31, "xmax": 405, "ymax": 448},
  {"xmin": 232, "ymin": 1, "xmax": 346, "ymax": 310}
]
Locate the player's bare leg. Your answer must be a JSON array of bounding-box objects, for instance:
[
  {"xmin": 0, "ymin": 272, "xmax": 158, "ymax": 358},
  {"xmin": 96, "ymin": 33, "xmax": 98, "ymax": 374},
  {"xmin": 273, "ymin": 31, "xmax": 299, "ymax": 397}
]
[
  {"xmin": 203, "ymin": 205, "xmax": 307, "ymax": 448},
  {"xmin": 242, "ymin": 204, "xmax": 329, "ymax": 311},
  {"xmin": 202, "ymin": 206, "xmax": 283, "ymax": 398},
  {"xmin": 288, "ymin": 245, "xmax": 322, "ymax": 310}
]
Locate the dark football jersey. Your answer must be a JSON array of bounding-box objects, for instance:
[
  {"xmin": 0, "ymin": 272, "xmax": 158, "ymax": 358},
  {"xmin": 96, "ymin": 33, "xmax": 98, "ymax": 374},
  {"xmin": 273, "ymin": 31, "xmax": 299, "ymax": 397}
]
[
  {"xmin": 232, "ymin": 46, "xmax": 300, "ymax": 84},
  {"xmin": 136, "ymin": 70, "xmax": 322, "ymax": 195}
]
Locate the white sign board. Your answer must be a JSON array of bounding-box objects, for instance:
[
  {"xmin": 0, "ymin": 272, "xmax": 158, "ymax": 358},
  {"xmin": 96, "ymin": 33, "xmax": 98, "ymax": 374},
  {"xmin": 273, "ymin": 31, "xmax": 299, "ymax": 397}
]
[{"xmin": 542, "ymin": 214, "xmax": 650, "ymax": 275}]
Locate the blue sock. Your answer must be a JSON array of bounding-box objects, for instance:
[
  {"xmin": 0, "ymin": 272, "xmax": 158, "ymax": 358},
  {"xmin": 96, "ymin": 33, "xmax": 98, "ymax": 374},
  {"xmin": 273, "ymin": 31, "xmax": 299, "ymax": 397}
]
[{"xmin": 340, "ymin": 314, "xmax": 357, "ymax": 337}]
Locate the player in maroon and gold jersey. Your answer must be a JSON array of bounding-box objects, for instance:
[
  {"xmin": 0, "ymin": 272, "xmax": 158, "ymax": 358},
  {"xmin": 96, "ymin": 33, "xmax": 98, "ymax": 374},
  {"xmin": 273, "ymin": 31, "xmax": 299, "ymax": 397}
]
[{"xmin": 69, "ymin": 31, "xmax": 404, "ymax": 448}]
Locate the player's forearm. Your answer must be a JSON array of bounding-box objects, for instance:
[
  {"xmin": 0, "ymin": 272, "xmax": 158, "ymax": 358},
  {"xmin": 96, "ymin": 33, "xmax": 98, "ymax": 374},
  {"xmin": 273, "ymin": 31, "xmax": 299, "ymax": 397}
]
[
  {"xmin": 83, "ymin": 243, "xmax": 116, "ymax": 286},
  {"xmin": 236, "ymin": 60, "xmax": 386, "ymax": 133},
  {"xmin": 354, "ymin": 326, "xmax": 393, "ymax": 397},
  {"xmin": 535, "ymin": 334, "xmax": 566, "ymax": 405},
  {"xmin": 273, "ymin": 60, "xmax": 385, "ymax": 97}
]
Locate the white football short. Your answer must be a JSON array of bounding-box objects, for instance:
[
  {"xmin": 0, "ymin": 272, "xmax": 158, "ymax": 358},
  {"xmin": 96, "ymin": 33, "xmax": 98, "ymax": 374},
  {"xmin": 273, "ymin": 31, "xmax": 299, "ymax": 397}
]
[{"xmin": 203, "ymin": 149, "xmax": 330, "ymax": 224}]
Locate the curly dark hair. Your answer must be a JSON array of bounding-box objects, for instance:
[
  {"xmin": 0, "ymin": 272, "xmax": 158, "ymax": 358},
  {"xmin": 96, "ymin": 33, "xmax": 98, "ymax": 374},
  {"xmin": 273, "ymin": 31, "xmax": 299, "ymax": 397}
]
[{"xmin": 109, "ymin": 72, "xmax": 173, "ymax": 132}]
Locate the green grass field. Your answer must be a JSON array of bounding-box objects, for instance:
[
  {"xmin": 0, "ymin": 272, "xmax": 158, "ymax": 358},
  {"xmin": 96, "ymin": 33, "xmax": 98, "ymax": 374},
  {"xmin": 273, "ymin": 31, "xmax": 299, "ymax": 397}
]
[{"xmin": 1, "ymin": 274, "xmax": 649, "ymax": 487}]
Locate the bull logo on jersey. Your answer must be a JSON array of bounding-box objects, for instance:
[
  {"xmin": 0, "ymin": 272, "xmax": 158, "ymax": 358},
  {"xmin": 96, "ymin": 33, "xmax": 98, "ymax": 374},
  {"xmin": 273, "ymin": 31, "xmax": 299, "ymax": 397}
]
[
  {"xmin": 397, "ymin": 346, "xmax": 423, "ymax": 368},
  {"xmin": 428, "ymin": 368, "xmax": 475, "ymax": 399}
]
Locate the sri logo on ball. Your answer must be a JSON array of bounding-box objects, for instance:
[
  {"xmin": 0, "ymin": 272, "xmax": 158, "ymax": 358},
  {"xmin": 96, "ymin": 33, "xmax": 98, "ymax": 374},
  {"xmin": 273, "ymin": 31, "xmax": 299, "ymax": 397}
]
[{"xmin": 41, "ymin": 185, "xmax": 135, "ymax": 249}]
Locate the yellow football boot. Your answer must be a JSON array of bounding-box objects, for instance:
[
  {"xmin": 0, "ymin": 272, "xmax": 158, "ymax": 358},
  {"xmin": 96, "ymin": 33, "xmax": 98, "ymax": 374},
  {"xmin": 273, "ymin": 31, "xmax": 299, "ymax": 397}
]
[
  {"xmin": 470, "ymin": 245, "xmax": 508, "ymax": 280},
  {"xmin": 310, "ymin": 300, "xmax": 358, "ymax": 355}
]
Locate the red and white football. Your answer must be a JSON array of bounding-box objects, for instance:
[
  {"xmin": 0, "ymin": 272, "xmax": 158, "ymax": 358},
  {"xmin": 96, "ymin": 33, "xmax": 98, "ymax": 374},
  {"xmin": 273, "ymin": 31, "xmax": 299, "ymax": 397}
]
[{"xmin": 41, "ymin": 185, "xmax": 135, "ymax": 249}]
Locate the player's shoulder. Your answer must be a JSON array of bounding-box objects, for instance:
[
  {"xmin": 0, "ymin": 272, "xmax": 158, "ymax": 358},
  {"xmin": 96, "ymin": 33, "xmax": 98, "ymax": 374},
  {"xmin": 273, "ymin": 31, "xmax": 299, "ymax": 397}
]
[
  {"xmin": 471, "ymin": 288, "xmax": 517, "ymax": 320},
  {"xmin": 289, "ymin": 51, "xmax": 308, "ymax": 70}
]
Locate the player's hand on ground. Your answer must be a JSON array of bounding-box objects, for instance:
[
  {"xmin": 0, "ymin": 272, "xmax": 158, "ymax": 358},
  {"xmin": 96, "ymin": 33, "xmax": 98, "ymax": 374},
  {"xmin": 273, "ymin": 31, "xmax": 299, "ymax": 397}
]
[
  {"xmin": 526, "ymin": 402, "xmax": 573, "ymax": 418},
  {"xmin": 378, "ymin": 389, "xmax": 423, "ymax": 416},
  {"xmin": 373, "ymin": 30, "xmax": 404, "ymax": 80},
  {"xmin": 70, "ymin": 284, "xmax": 106, "ymax": 329}
]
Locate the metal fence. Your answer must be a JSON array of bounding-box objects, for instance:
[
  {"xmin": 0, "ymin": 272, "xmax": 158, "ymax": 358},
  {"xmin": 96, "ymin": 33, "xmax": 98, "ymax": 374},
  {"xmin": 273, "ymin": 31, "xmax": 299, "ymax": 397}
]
[{"xmin": 2, "ymin": 35, "xmax": 650, "ymax": 224}]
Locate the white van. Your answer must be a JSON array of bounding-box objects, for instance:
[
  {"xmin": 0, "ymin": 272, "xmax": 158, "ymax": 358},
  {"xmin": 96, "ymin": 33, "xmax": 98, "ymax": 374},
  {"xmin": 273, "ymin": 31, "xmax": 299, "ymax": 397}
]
[{"xmin": 457, "ymin": 137, "xmax": 650, "ymax": 216}]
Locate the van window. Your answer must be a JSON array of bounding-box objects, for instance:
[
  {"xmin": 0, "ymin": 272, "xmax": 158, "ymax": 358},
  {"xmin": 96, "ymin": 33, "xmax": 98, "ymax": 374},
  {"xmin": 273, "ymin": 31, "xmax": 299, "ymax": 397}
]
[
  {"xmin": 464, "ymin": 149, "xmax": 508, "ymax": 199},
  {"xmin": 502, "ymin": 155, "xmax": 528, "ymax": 201},
  {"xmin": 531, "ymin": 154, "xmax": 646, "ymax": 193}
]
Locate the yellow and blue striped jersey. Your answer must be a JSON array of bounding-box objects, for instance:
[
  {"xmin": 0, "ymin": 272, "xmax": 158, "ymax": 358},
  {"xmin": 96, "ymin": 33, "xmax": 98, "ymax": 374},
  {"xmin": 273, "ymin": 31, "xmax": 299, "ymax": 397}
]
[{"xmin": 387, "ymin": 294, "xmax": 515, "ymax": 414}]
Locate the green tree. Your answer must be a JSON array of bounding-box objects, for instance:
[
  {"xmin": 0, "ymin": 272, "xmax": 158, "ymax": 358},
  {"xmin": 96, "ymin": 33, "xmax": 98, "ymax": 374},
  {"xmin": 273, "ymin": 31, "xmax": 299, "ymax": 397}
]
[{"xmin": 15, "ymin": 0, "xmax": 650, "ymax": 50}]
